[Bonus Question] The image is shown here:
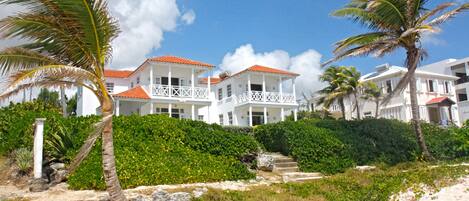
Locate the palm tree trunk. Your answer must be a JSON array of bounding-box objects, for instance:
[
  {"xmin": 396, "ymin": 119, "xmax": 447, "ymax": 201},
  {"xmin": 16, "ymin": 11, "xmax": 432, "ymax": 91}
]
[
  {"xmin": 339, "ymin": 98, "xmax": 346, "ymax": 119},
  {"xmin": 407, "ymin": 48, "xmax": 433, "ymax": 160},
  {"xmin": 60, "ymin": 86, "xmax": 68, "ymax": 117},
  {"xmin": 354, "ymin": 93, "xmax": 360, "ymax": 120},
  {"xmin": 375, "ymin": 100, "xmax": 379, "ymax": 118},
  {"xmin": 101, "ymin": 97, "xmax": 126, "ymax": 201}
]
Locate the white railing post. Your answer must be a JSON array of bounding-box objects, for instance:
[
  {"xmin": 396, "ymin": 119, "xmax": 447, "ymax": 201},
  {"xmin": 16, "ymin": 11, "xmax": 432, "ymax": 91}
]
[
  {"xmin": 115, "ymin": 100, "xmax": 120, "ymax": 116},
  {"xmin": 262, "ymin": 74, "xmax": 266, "ymax": 102},
  {"xmin": 33, "ymin": 118, "xmax": 46, "ymax": 179},
  {"xmin": 168, "ymin": 65, "xmax": 172, "ymax": 98},
  {"xmin": 191, "ymin": 104, "xmax": 195, "ymax": 120},
  {"xmin": 168, "ymin": 103, "xmax": 172, "ymax": 117},
  {"xmin": 249, "ymin": 106, "xmax": 253, "ymax": 127},
  {"xmin": 263, "ymin": 107, "xmax": 267, "ymax": 124},
  {"xmin": 191, "ymin": 68, "xmax": 195, "ymax": 99},
  {"xmin": 150, "ymin": 102, "xmax": 154, "ymax": 114},
  {"xmin": 292, "ymin": 77, "xmax": 296, "ymax": 103},
  {"xmin": 281, "ymin": 108, "xmax": 285, "ymax": 121},
  {"xmin": 247, "ymin": 74, "xmax": 252, "ymax": 102}
]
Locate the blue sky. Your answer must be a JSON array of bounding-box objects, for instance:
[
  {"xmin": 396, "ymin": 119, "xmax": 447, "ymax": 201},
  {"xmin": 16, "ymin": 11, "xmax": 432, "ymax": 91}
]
[{"xmin": 151, "ymin": 0, "xmax": 469, "ymax": 75}]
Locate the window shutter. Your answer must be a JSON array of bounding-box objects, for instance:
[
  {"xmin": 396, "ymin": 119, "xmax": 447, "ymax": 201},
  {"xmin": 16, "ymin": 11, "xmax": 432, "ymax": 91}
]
[
  {"xmin": 416, "ymin": 78, "xmax": 421, "ymax": 91},
  {"xmin": 433, "ymin": 80, "xmax": 438, "ymax": 92},
  {"xmin": 155, "ymin": 77, "xmax": 161, "ymax": 84}
]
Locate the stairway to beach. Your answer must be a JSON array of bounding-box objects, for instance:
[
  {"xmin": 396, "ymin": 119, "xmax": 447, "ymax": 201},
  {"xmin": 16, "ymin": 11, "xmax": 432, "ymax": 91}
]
[{"xmin": 269, "ymin": 153, "xmax": 323, "ymax": 182}]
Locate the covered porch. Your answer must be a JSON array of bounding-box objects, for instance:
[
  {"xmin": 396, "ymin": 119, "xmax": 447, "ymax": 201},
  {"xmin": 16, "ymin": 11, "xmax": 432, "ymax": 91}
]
[
  {"xmin": 426, "ymin": 97, "xmax": 456, "ymax": 126},
  {"xmin": 234, "ymin": 104, "xmax": 297, "ymax": 127}
]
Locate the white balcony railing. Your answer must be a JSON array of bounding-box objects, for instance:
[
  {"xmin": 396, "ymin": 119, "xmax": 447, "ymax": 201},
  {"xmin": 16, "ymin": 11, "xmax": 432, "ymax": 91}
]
[
  {"xmin": 236, "ymin": 91, "xmax": 296, "ymax": 104},
  {"xmin": 152, "ymin": 84, "xmax": 209, "ymax": 99}
]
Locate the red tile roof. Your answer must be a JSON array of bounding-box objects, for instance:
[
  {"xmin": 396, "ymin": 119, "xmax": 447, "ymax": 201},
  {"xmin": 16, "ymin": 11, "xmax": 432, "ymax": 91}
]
[
  {"xmin": 235, "ymin": 65, "xmax": 299, "ymax": 77},
  {"xmin": 200, "ymin": 77, "xmax": 221, "ymax": 85},
  {"xmin": 114, "ymin": 86, "xmax": 150, "ymax": 100},
  {"xmin": 426, "ymin": 97, "xmax": 455, "ymax": 105},
  {"xmin": 149, "ymin": 56, "xmax": 215, "ymax": 68},
  {"xmin": 104, "ymin": 69, "xmax": 133, "ymax": 78}
]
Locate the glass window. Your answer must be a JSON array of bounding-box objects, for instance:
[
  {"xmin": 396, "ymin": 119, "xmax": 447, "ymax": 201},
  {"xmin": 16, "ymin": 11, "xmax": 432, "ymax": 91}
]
[
  {"xmin": 444, "ymin": 81, "xmax": 450, "ymax": 94},
  {"xmin": 155, "ymin": 77, "xmax": 161, "ymax": 84},
  {"xmin": 218, "ymin": 88, "xmax": 223, "ymax": 100},
  {"xmin": 105, "ymin": 82, "xmax": 114, "ymax": 93},
  {"xmin": 227, "ymin": 84, "xmax": 232, "ymax": 97},
  {"xmin": 219, "ymin": 114, "xmax": 224, "ymax": 125},
  {"xmin": 198, "ymin": 115, "xmax": 204, "ymax": 121},
  {"xmin": 136, "ymin": 76, "xmax": 140, "ymax": 84},
  {"xmin": 385, "ymin": 80, "xmax": 392, "ymax": 93},
  {"xmin": 428, "ymin": 80, "xmax": 435, "ymax": 92},
  {"xmin": 228, "ymin": 112, "xmax": 233, "ymax": 125},
  {"xmin": 130, "ymin": 82, "xmax": 134, "ymax": 88}
]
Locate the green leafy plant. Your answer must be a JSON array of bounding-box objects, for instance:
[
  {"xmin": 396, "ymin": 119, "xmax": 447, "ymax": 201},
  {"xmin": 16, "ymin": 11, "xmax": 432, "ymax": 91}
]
[
  {"xmin": 45, "ymin": 122, "xmax": 75, "ymax": 163},
  {"xmin": 14, "ymin": 148, "xmax": 33, "ymax": 175}
]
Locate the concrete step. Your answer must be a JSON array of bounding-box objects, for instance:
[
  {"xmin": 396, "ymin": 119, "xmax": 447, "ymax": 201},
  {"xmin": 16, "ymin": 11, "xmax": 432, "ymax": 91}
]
[
  {"xmin": 274, "ymin": 158, "xmax": 295, "ymax": 163},
  {"xmin": 273, "ymin": 166, "xmax": 299, "ymax": 173},
  {"xmin": 274, "ymin": 162, "xmax": 298, "ymax": 168},
  {"xmin": 281, "ymin": 172, "xmax": 323, "ymax": 182}
]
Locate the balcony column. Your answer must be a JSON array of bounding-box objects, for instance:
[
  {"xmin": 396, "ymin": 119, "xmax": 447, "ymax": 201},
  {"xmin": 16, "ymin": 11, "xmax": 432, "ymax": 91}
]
[
  {"xmin": 263, "ymin": 107, "xmax": 268, "ymax": 124},
  {"xmin": 249, "ymin": 106, "xmax": 253, "ymax": 126},
  {"xmin": 279, "ymin": 76, "xmax": 283, "ymax": 103},
  {"xmin": 168, "ymin": 65, "xmax": 172, "ymax": 98},
  {"xmin": 115, "ymin": 100, "xmax": 120, "ymax": 116},
  {"xmin": 191, "ymin": 104, "xmax": 195, "ymax": 120},
  {"xmin": 281, "ymin": 107, "xmax": 285, "ymax": 121},
  {"xmin": 465, "ymin": 62, "xmax": 469, "ymax": 76},
  {"xmin": 262, "ymin": 74, "xmax": 266, "ymax": 102},
  {"xmin": 191, "ymin": 68, "xmax": 195, "ymax": 99},
  {"xmin": 292, "ymin": 77, "xmax": 297, "ymax": 102},
  {"xmin": 150, "ymin": 102, "xmax": 154, "ymax": 114},
  {"xmin": 207, "ymin": 70, "xmax": 211, "ymax": 100},
  {"xmin": 150, "ymin": 64, "xmax": 153, "ymax": 96},
  {"xmin": 294, "ymin": 108, "xmax": 298, "ymax": 121},
  {"xmin": 247, "ymin": 74, "xmax": 252, "ymax": 102},
  {"xmin": 168, "ymin": 103, "xmax": 172, "ymax": 118}
]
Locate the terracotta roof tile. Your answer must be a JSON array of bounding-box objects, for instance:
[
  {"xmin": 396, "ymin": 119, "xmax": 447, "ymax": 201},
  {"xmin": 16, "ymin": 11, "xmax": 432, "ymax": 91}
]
[
  {"xmin": 104, "ymin": 69, "xmax": 133, "ymax": 78},
  {"xmin": 200, "ymin": 77, "xmax": 221, "ymax": 85},
  {"xmin": 234, "ymin": 65, "xmax": 299, "ymax": 77},
  {"xmin": 149, "ymin": 56, "xmax": 214, "ymax": 68},
  {"xmin": 426, "ymin": 97, "xmax": 455, "ymax": 105},
  {"xmin": 114, "ymin": 86, "xmax": 150, "ymax": 100}
]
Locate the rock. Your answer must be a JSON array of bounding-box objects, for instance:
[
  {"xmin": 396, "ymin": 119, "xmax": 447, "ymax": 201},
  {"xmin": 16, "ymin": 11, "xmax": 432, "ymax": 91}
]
[
  {"xmin": 257, "ymin": 154, "xmax": 275, "ymax": 171},
  {"xmin": 128, "ymin": 194, "xmax": 150, "ymax": 201},
  {"xmin": 192, "ymin": 187, "xmax": 208, "ymax": 198},
  {"xmin": 168, "ymin": 192, "xmax": 191, "ymax": 201},
  {"xmin": 50, "ymin": 169, "xmax": 68, "ymax": 184},
  {"xmin": 50, "ymin": 163, "xmax": 65, "ymax": 170},
  {"xmin": 355, "ymin": 165, "xmax": 376, "ymax": 172},
  {"xmin": 152, "ymin": 189, "xmax": 169, "ymax": 201},
  {"xmin": 29, "ymin": 178, "xmax": 49, "ymax": 192}
]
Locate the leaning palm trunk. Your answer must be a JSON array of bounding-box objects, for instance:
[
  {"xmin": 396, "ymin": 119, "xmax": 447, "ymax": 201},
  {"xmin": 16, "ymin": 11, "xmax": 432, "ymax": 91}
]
[
  {"xmin": 353, "ymin": 93, "xmax": 360, "ymax": 120},
  {"xmin": 407, "ymin": 48, "xmax": 433, "ymax": 160},
  {"xmin": 339, "ymin": 98, "xmax": 346, "ymax": 119},
  {"xmin": 374, "ymin": 100, "xmax": 380, "ymax": 118},
  {"xmin": 101, "ymin": 97, "xmax": 126, "ymax": 201},
  {"xmin": 60, "ymin": 86, "xmax": 67, "ymax": 117}
]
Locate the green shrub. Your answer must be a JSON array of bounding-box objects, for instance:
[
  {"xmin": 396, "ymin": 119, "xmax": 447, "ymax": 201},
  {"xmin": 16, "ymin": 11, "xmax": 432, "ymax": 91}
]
[
  {"xmin": 67, "ymin": 115, "xmax": 257, "ymax": 190},
  {"xmin": 254, "ymin": 120, "xmax": 354, "ymax": 174},
  {"xmin": 222, "ymin": 126, "xmax": 253, "ymax": 135},
  {"xmin": 14, "ymin": 147, "xmax": 32, "ymax": 174},
  {"xmin": 451, "ymin": 120, "xmax": 469, "ymax": 155}
]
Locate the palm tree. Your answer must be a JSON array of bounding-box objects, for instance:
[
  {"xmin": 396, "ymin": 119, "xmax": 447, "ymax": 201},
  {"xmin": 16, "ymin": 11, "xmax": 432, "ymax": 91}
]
[
  {"xmin": 317, "ymin": 66, "xmax": 349, "ymax": 119},
  {"xmin": 362, "ymin": 81, "xmax": 383, "ymax": 118},
  {"xmin": 338, "ymin": 66, "xmax": 363, "ymax": 120},
  {"xmin": 326, "ymin": 0, "xmax": 469, "ymax": 160},
  {"xmin": 0, "ymin": 0, "xmax": 125, "ymax": 200}
]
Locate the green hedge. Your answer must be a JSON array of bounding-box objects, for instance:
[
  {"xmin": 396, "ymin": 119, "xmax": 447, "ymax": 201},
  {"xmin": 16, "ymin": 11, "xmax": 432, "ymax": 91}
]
[
  {"xmin": 254, "ymin": 118, "xmax": 469, "ymax": 175},
  {"xmin": 254, "ymin": 120, "xmax": 354, "ymax": 174}
]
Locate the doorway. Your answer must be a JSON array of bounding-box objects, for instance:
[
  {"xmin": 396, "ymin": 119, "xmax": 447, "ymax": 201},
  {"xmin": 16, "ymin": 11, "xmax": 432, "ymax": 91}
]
[{"xmin": 428, "ymin": 107, "xmax": 440, "ymax": 124}]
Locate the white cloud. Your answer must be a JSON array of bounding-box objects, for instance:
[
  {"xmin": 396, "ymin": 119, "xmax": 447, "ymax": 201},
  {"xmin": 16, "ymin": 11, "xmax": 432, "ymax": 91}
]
[
  {"xmin": 181, "ymin": 10, "xmax": 196, "ymax": 25},
  {"xmin": 421, "ymin": 31, "xmax": 446, "ymax": 46},
  {"xmin": 220, "ymin": 44, "xmax": 325, "ymax": 96},
  {"xmin": 108, "ymin": 0, "xmax": 195, "ymax": 68},
  {"xmin": 0, "ymin": 4, "xmax": 27, "ymax": 50}
]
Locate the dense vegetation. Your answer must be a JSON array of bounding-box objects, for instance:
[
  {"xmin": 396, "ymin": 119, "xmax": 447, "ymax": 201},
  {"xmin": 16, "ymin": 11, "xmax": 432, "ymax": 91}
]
[
  {"xmin": 254, "ymin": 117, "xmax": 469, "ymax": 174},
  {"xmin": 0, "ymin": 101, "xmax": 259, "ymax": 190},
  {"xmin": 198, "ymin": 160, "xmax": 469, "ymax": 201}
]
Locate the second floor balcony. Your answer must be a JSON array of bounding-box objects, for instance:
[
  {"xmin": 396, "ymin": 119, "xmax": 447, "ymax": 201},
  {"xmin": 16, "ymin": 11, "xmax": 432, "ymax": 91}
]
[
  {"xmin": 235, "ymin": 91, "xmax": 296, "ymax": 104},
  {"xmin": 152, "ymin": 84, "xmax": 209, "ymax": 100},
  {"xmin": 456, "ymin": 75, "xmax": 469, "ymax": 85}
]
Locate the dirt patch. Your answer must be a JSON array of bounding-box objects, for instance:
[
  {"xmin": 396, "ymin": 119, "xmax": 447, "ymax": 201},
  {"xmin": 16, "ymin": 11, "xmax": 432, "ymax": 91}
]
[{"xmin": 0, "ymin": 155, "xmax": 30, "ymax": 188}]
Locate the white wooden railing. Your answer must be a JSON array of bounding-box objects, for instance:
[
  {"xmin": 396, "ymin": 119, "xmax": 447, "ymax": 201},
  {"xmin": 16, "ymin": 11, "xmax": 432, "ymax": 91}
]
[
  {"xmin": 236, "ymin": 91, "xmax": 295, "ymax": 104},
  {"xmin": 152, "ymin": 84, "xmax": 209, "ymax": 99}
]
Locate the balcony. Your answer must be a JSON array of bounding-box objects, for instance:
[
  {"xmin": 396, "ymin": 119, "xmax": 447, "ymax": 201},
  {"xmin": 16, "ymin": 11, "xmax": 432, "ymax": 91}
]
[
  {"xmin": 152, "ymin": 84, "xmax": 209, "ymax": 99},
  {"xmin": 236, "ymin": 91, "xmax": 296, "ymax": 104},
  {"xmin": 456, "ymin": 75, "xmax": 469, "ymax": 85}
]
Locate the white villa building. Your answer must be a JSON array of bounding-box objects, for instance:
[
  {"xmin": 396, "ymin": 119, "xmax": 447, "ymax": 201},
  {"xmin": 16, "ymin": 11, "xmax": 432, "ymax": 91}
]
[
  {"xmin": 320, "ymin": 64, "xmax": 461, "ymax": 126},
  {"xmin": 420, "ymin": 57, "xmax": 469, "ymax": 123},
  {"xmin": 77, "ymin": 56, "xmax": 299, "ymax": 126}
]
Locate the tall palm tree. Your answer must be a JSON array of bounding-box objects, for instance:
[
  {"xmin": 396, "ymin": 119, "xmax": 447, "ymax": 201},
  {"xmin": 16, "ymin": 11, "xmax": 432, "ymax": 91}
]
[
  {"xmin": 317, "ymin": 66, "xmax": 348, "ymax": 119},
  {"xmin": 362, "ymin": 81, "xmax": 383, "ymax": 118},
  {"xmin": 0, "ymin": 0, "xmax": 125, "ymax": 200},
  {"xmin": 326, "ymin": 0, "xmax": 469, "ymax": 160}
]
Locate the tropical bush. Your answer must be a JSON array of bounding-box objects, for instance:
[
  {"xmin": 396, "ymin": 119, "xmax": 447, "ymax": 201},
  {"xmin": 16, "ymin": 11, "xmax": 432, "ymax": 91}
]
[{"xmin": 254, "ymin": 120, "xmax": 354, "ymax": 174}]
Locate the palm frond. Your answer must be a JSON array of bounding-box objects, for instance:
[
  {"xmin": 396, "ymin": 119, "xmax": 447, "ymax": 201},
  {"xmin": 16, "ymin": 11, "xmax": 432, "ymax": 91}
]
[
  {"xmin": 0, "ymin": 47, "xmax": 59, "ymax": 75},
  {"xmin": 416, "ymin": 2, "xmax": 454, "ymax": 25},
  {"xmin": 427, "ymin": 3, "xmax": 469, "ymax": 26}
]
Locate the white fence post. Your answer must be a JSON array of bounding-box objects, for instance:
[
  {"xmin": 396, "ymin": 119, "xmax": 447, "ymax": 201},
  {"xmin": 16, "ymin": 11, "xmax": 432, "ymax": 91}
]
[{"xmin": 33, "ymin": 118, "xmax": 46, "ymax": 179}]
